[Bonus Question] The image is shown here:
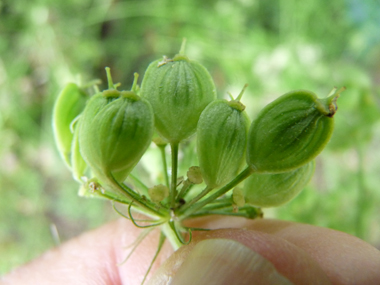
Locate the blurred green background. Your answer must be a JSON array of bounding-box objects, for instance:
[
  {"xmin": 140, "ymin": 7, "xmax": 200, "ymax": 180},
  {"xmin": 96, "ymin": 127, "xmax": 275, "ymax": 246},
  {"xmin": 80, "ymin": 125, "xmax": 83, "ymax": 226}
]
[{"xmin": 1, "ymin": 0, "xmax": 380, "ymax": 275}]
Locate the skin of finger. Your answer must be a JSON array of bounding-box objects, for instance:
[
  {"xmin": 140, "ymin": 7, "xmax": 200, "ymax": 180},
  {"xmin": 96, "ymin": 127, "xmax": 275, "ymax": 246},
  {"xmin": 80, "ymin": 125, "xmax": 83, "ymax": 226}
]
[
  {"xmin": 0, "ymin": 218, "xmax": 174, "ymax": 285},
  {"xmin": 148, "ymin": 227, "xmax": 331, "ymax": 285},
  {"xmin": 246, "ymin": 219, "xmax": 380, "ymax": 285},
  {"xmin": 185, "ymin": 216, "xmax": 380, "ymax": 285}
]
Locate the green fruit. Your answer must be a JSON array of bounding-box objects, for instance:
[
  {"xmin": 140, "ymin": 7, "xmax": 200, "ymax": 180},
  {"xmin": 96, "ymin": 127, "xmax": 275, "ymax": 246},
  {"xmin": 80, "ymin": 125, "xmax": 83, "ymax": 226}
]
[
  {"xmin": 140, "ymin": 49, "xmax": 216, "ymax": 143},
  {"xmin": 243, "ymin": 161, "xmax": 315, "ymax": 207},
  {"xmin": 197, "ymin": 86, "xmax": 249, "ymax": 188},
  {"xmin": 79, "ymin": 70, "xmax": 154, "ymax": 182},
  {"xmin": 52, "ymin": 83, "xmax": 88, "ymax": 167},
  {"xmin": 70, "ymin": 118, "xmax": 87, "ymax": 182},
  {"xmin": 247, "ymin": 88, "xmax": 343, "ymax": 173}
]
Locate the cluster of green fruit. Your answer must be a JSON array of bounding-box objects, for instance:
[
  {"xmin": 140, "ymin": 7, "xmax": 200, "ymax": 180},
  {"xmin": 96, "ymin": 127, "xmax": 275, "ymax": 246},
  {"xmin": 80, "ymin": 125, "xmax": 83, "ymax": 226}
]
[{"xmin": 53, "ymin": 41, "xmax": 344, "ymax": 246}]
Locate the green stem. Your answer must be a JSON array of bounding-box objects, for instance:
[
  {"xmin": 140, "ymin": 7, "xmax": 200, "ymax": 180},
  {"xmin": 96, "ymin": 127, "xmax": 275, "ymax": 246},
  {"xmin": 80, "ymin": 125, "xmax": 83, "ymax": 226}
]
[
  {"xmin": 170, "ymin": 143, "xmax": 179, "ymax": 208},
  {"xmin": 117, "ymin": 228, "xmax": 153, "ymax": 266},
  {"xmin": 141, "ymin": 232, "xmax": 166, "ymax": 285},
  {"xmin": 178, "ymin": 185, "xmax": 212, "ymax": 213},
  {"xmin": 201, "ymin": 202, "xmax": 232, "ymax": 211},
  {"xmin": 188, "ymin": 205, "xmax": 262, "ymax": 219},
  {"xmin": 128, "ymin": 173, "xmax": 149, "ymax": 196},
  {"xmin": 159, "ymin": 145, "xmax": 170, "ymax": 188},
  {"xmin": 105, "ymin": 67, "xmax": 114, "ymax": 89},
  {"xmin": 189, "ymin": 210, "xmax": 252, "ymax": 218},
  {"xmin": 106, "ymin": 173, "xmax": 167, "ymax": 218},
  {"xmin": 177, "ymin": 180, "xmax": 193, "ymax": 200},
  {"xmin": 179, "ymin": 166, "xmax": 254, "ymax": 219},
  {"xmin": 95, "ymin": 189, "xmax": 132, "ymax": 205},
  {"xmin": 161, "ymin": 222, "xmax": 182, "ymax": 250},
  {"xmin": 236, "ymin": 84, "xmax": 248, "ymax": 101}
]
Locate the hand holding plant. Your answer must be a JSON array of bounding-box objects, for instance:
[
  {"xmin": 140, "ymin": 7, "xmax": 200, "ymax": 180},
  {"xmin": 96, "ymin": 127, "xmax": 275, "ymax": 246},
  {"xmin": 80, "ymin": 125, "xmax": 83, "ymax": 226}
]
[{"xmin": 51, "ymin": 41, "xmax": 347, "ymax": 282}]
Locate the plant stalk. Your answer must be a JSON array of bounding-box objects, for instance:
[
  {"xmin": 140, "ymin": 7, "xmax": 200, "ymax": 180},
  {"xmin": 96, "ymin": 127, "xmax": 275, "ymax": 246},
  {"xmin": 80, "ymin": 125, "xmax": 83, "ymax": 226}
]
[{"xmin": 179, "ymin": 166, "xmax": 254, "ymax": 219}]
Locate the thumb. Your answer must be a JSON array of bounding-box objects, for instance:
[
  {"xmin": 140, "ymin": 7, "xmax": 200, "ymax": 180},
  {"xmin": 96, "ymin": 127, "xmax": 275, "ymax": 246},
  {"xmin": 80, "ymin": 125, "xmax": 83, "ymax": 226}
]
[{"xmin": 148, "ymin": 227, "xmax": 330, "ymax": 285}]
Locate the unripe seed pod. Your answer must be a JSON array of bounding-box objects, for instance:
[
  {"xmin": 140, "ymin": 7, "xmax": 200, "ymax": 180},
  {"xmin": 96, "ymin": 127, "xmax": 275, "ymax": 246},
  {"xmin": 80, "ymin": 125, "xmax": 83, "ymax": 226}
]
[
  {"xmin": 197, "ymin": 86, "xmax": 249, "ymax": 188},
  {"xmin": 140, "ymin": 43, "xmax": 216, "ymax": 143},
  {"xmin": 148, "ymin": 184, "xmax": 169, "ymax": 203},
  {"xmin": 247, "ymin": 88, "xmax": 344, "ymax": 173},
  {"xmin": 79, "ymin": 69, "xmax": 154, "ymax": 182},
  {"xmin": 243, "ymin": 161, "xmax": 315, "ymax": 207},
  {"xmin": 53, "ymin": 83, "xmax": 88, "ymax": 167}
]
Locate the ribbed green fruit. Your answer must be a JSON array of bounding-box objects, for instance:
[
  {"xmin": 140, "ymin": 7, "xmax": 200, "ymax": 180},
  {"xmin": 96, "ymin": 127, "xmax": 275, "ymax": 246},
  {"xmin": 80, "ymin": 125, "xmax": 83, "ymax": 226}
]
[
  {"xmin": 243, "ymin": 161, "xmax": 315, "ymax": 207},
  {"xmin": 79, "ymin": 71, "xmax": 154, "ymax": 182},
  {"xmin": 197, "ymin": 98, "xmax": 249, "ymax": 188},
  {"xmin": 52, "ymin": 83, "xmax": 87, "ymax": 167},
  {"xmin": 140, "ymin": 54, "xmax": 216, "ymax": 143},
  {"xmin": 247, "ymin": 88, "xmax": 342, "ymax": 173}
]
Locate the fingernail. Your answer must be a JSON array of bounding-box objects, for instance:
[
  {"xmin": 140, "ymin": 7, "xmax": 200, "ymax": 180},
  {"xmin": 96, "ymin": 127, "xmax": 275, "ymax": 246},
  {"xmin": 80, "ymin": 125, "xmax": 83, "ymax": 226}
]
[{"xmin": 171, "ymin": 239, "xmax": 292, "ymax": 285}]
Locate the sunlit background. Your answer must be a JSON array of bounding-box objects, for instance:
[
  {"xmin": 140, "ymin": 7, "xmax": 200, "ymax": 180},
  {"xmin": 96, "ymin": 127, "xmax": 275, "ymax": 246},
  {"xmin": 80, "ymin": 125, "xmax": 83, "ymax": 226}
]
[{"xmin": 1, "ymin": 0, "xmax": 380, "ymax": 275}]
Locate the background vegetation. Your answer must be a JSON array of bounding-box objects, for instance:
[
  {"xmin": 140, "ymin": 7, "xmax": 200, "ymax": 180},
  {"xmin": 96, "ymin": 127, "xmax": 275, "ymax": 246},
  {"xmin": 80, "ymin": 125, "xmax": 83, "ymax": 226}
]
[{"xmin": 1, "ymin": 0, "xmax": 380, "ymax": 275}]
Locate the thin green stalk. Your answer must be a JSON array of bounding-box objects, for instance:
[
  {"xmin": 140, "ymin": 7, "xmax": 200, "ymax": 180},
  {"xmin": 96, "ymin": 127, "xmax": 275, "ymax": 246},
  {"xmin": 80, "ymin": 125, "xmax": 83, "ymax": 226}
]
[
  {"xmin": 82, "ymin": 180, "xmax": 137, "ymax": 205},
  {"xmin": 127, "ymin": 201, "xmax": 166, "ymax": 228},
  {"xmin": 85, "ymin": 186, "xmax": 132, "ymax": 204},
  {"xmin": 161, "ymin": 222, "xmax": 182, "ymax": 250},
  {"xmin": 141, "ymin": 232, "xmax": 166, "ymax": 285},
  {"xmin": 189, "ymin": 210, "xmax": 252, "ymax": 218},
  {"xmin": 177, "ymin": 179, "xmax": 193, "ymax": 200},
  {"xmin": 168, "ymin": 220, "xmax": 192, "ymax": 245},
  {"xmin": 170, "ymin": 142, "xmax": 179, "ymax": 208},
  {"xmin": 128, "ymin": 173, "xmax": 149, "ymax": 196},
  {"xmin": 117, "ymin": 228, "xmax": 153, "ymax": 266},
  {"xmin": 201, "ymin": 202, "xmax": 232, "ymax": 211},
  {"xmin": 106, "ymin": 173, "xmax": 167, "ymax": 218},
  {"xmin": 112, "ymin": 202, "xmax": 159, "ymax": 223},
  {"xmin": 178, "ymin": 185, "xmax": 212, "ymax": 213},
  {"xmin": 159, "ymin": 145, "xmax": 170, "ymax": 188},
  {"xmin": 179, "ymin": 166, "xmax": 254, "ymax": 219},
  {"xmin": 188, "ymin": 205, "xmax": 262, "ymax": 219}
]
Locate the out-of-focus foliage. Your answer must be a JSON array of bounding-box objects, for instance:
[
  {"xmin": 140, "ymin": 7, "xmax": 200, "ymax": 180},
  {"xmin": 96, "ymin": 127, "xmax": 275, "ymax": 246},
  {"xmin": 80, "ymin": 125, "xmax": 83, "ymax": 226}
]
[{"xmin": 1, "ymin": 0, "xmax": 380, "ymax": 275}]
